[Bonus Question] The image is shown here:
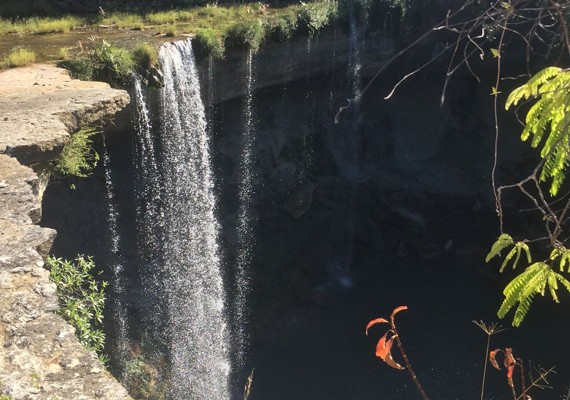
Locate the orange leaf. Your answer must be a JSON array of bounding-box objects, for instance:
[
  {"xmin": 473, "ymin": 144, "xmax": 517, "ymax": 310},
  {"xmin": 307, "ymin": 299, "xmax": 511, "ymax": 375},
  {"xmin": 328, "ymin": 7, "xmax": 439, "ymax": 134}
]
[
  {"xmin": 504, "ymin": 348, "xmax": 516, "ymax": 369},
  {"xmin": 365, "ymin": 318, "xmax": 389, "ymax": 336},
  {"xmin": 391, "ymin": 306, "xmax": 408, "ymax": 319},
  {"xmin": 504, "ymin": 348, "xmax": 517, "ymax": 388},
  {"xmin": 375, "ymin": 332, "xmax": 405, "ymax": 370},
  {"xmin": 489, "ymin": 349, "xmax": 502, "ymax": 370}
]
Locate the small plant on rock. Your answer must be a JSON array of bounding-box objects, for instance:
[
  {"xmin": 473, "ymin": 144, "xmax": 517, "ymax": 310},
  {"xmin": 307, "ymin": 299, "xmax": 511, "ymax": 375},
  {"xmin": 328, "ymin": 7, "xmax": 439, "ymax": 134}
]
[
  {"xmin": 46, "ymin": 255, "xmax": 108, "ymax": 355},
  {"xmin": 50, "ymin": 128, "xmax": 99, "ymax": 178}
]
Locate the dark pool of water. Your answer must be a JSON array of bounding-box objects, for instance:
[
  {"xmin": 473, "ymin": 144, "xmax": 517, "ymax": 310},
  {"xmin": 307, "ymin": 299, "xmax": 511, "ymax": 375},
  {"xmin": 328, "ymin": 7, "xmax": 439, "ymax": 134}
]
[{"xmin": 249, "ymin": 251, "xmax": 570, "ymax": 400}]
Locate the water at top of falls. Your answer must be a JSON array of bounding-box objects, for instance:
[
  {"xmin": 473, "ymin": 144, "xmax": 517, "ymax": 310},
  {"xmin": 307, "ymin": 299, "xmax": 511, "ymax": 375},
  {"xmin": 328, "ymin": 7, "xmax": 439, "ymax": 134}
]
[{"xmin": 158, "ymin": 39, "xmax": 230, "ymax": 400}]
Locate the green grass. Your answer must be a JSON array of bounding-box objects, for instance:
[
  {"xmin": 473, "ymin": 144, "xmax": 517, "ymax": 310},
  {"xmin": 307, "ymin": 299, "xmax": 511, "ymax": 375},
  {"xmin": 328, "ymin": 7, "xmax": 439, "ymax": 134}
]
[
  {"xmin": 3, "ymin": 48, "xmax": 36, "ymax": 68},
  {"xmin": 195, "ymin": 28, "xmax": 225, "ymax": 58},
  {"xmin": 100, "ymin": 13, "xmax": 145, "ymax": 30},
  {"xmin": 133, "ymin": 43, "xmax": 158, "ymax": 69},
  {"xmin": 0, "ymin": 16, "xmax": 81, "ymax": 35}
]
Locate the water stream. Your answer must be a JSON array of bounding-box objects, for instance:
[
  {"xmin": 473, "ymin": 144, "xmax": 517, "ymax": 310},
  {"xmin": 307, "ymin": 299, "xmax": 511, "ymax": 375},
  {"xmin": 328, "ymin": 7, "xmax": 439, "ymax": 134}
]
[
  {"xmin": 157, "ymin": 39, "xmax": 230, "ymax": 400},
  {"xmin": 234, "ymin": 49, "xmax": 257, "ymax": 372},
  {"xmin": 101, "ymin": 134, "xmax": 130, "ymax": 371}
]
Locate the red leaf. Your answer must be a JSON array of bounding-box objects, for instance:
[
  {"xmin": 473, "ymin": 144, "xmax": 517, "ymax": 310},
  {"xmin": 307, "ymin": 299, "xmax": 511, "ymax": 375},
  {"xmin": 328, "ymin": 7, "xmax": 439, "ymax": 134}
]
[
  {"xmin": 489, "ymin": 349, "xmax": 502, "ymax": 370},
  {"xmin": 391, "ymin": 306, "xmax": 408, "ymax": 319},
  {"xmin": 365, "ymin": 318, "xmax": 389, "ymax": 336},
  {"xmin": 506, "ymin": 364, "xmax": 515, "ymax": 388},
  {"xmin": 375, "ymin": 331, "xmax": 405, "ymax": 370},
  {"xmin": 504, "ymin": 348, "xmax": 516, "ymax": 369},
  {"xmin": 504, "ymin": 348, "xmax": 517, "ymax": 388}
]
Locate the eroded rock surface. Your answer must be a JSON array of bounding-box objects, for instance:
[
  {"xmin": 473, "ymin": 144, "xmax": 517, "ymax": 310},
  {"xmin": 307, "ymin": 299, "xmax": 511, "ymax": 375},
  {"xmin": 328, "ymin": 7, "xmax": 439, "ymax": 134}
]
[
  {"xmin": 0, "ymin": 64, "xmax": 130, "ymax": 165},
  {"xmin": 0, "ymin": 65, "xmax": 131, "ymax": 400}
]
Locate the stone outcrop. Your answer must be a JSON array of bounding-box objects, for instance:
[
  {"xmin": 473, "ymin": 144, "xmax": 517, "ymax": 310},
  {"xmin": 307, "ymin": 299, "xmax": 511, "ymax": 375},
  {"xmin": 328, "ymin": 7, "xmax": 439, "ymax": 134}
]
[{"xmin": 0, "ymin": 65, "xmax": 131, "ymax": 400}]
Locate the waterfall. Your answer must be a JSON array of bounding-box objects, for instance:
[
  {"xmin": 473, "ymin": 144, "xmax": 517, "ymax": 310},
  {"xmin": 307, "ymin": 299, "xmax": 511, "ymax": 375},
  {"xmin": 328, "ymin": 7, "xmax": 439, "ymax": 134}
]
[
  {"xmin": 158, "ymin": 39, "xmax": 230, "ymax": 399},
  {"xmin": 300, "ymin": 36, "xmax": 316, "ymax": 183},
  {"xmin": 234, "ymin": 49, "xmax": 256, "ymax": 371},
  {"xmin": 348, "ymin": 10, "xmax": 363, "ymax": 105},
  {"xmin": 132, "ymin": 74, "xmax": 162, "ymax": 255},
  {"xmin": 101, "ymin": 134, "xmax": 130, "ymax": 371}
]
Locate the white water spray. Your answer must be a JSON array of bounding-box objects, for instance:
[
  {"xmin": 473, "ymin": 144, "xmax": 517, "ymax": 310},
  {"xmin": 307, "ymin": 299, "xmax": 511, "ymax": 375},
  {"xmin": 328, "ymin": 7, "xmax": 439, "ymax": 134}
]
[
  {"xmin": 101, "ymin": 135, "xmax": 130, "ymax": 369},
  {"xmin": 234, "ymin": 49, "xmax": 256, "ymax": 370},
  {"xmin": 158, "ymin": 39, "xmax": 230, "ymax": 400}
]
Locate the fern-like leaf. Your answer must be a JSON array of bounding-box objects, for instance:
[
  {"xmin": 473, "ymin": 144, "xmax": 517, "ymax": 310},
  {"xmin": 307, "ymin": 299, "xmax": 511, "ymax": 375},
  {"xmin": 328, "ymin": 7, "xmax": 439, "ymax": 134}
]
[
  {"xmin": 498, "ymin": 262, "xmax": 570, "ymax": 326},
  {"xmin": 486, "ymin": 234, "xmax": 514, "ymax": 262},
  {"xmin": 506, "ymin": 68, "xmax": 570, "ymax": 196}
]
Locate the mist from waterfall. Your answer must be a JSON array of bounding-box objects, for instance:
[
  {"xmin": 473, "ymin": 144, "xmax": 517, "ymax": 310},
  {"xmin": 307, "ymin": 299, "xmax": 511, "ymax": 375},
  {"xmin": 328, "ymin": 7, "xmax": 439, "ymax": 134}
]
[
  {"xmin": 101, "ymin": 134, "xmax": 130, "ymax": 371},
  {"xmin": 157, "ymin": 39, "xmax": 230, "ymax": 399},
  {"xmin": 234, "ymin": 49, "xmax": 256, "ymax": 371}
]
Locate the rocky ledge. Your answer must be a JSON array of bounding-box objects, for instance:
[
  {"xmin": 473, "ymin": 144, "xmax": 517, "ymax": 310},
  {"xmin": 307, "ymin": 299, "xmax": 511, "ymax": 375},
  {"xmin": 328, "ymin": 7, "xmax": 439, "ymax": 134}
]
[{"xmin": 0, "ymin": 65, "xmax": 131, "ymax": 400}]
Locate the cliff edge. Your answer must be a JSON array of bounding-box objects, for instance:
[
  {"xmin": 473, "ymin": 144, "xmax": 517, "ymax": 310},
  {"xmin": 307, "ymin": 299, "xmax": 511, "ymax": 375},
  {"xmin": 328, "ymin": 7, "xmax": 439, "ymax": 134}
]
[{"xmin": 0, "ymin": 64, "xmax": 132, "ymax": 400}]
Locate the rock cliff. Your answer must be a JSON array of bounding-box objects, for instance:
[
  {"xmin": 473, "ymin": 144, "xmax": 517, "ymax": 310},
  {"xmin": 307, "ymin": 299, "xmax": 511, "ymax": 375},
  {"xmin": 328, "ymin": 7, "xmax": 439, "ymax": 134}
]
[{"xmin": 0, "ymin": 65, "xmax": 131, "ymax": 400}]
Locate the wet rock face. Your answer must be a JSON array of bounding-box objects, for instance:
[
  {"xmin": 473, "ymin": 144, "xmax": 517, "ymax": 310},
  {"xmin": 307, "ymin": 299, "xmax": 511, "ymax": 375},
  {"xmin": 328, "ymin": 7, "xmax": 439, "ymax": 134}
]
[{"xmin": 0, "ymin": 65, "xmax": 131, "ymax": 400}]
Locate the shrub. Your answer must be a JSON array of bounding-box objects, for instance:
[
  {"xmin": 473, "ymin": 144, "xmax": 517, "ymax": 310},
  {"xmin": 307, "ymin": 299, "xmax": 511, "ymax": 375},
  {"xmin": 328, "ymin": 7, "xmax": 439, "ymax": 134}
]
[
  {"xmin": 92, "ymin": 40, "xmax": 135, "ymax": 86},
  {"xmin": 0, "ymin": 0, "xmax": 55, "ymax": 18},
  {"xmin": 226, "ymin": 20, "xmax": 266, "ymax": 52},
  {"xmin": 194, "ymin": 28, "xmax": 225, "ymax": 58},
  {"xmin": 298, "ymin": 0, "xmax": 338, "ymax": 35},
  {"xmin": 51, "ymin": 128, "xmax": 99, "ymax": 178},
  {"xmin": 3, "ymin": 48, "xmax": 36, "ymax": 68},
  {"xmin": 46, "ymin": 255, "xmax": 108, "ymax": 354},
  {"xmin": 133, "ymin": 43, "xmax": 158, "ymax": 69},
  {"xmin": 268, "ymin": 11, "xmax": 299, "ymax": 42},
  {"xmin": 57, "ymin": 57, "xmax": 95, "ymax": 81},
  {"xmin": 162, "ymin": 25, "xmax": 177, "ymax": 37}
]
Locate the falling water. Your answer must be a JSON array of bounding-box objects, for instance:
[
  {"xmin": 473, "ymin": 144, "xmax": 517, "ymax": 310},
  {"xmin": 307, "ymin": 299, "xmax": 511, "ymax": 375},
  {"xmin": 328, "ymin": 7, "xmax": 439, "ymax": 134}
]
[
  {"xmin": 299, "ymin": 37, "xmax": 315, "ymax": 183},
  {"xmin": 132, "ymin": 75, "xmax": 162, "ymax": 254},
  {"xmin": 158, "ymin": 39, "xmax": 230, "ymax": 399},
  {"xmin": 348, "ymin": 10, "xmax": 363, "ymax": 105},
  {"xmin": 234, "ymin": 49, "xmax": 256, "ymax": 371},
  {"xmin": 101, "ymin": 135, "xmax": 130, "ymax": 370}
]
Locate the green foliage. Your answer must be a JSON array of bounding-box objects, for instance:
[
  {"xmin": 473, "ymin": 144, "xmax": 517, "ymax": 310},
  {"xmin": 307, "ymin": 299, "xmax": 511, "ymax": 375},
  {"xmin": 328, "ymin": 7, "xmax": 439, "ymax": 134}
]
[
  {"xmin": 57, "ymin": 57, "xmax": 95, "ymax": 81},
  {"xmin": 0, "ymin": 395, "xmax": 12, "ymax": 400},
  {"xmin": 51, "ymin": 128, "xmax": 99, "ymax": 178},
  {"xmin": 100, "ymin": 13, "xmax": 145, "ymax": 30},
  {"xmin": 92, "ymin": 40, "xmax": 135, "ymax": 86},
  {"xmin": 46, "ymin": 255, "xmax": 108, "ymax": 354},
  {"xmin": 298, "ymin": 0, "xmax": 338, "ymax": 35},
  {"xmin": 505, "ymin": 67, "xmax": 570, "ymax": 196},
  {"xmin": 123, "ymin": 355, "xmax": 161, "ymax": 399},
  {"xmin": 485, "ymin": 233, "xmax": 514, "ymax": 262},
  {"xmin": 497, "ymin": 262, "xmax": 570, "ymax": 327},
  {"xmin": 0, "ymin": 16, "xmax": 81, "ymax": 35},
  {"xmin": 195, "ymin": 28, "xmax": 225, "ymax": 58},
  {"xmin": 267, "ymin": 11, "xmax": 299, "ymax": 42},
  {"xmin": 488, "ymin": 234, "xmax": 570, "ymax": 326},
  {"xmin": 133, "ymin": 43, "xmax": 158, "ymax": 69},
  {"xmin": 0, "ymin": 0, "xmax": 56, "ymax": 18},
  {"xmin": 2, "ymin": 47, "xmax": 36, "ymax": 68},
  {"xmin": 226, "ymin": 20, "xmax": 266, "ymax": 52},
  {"xmin": 58, "ymin": 40, "xmax": 135, "ymax": 86}
]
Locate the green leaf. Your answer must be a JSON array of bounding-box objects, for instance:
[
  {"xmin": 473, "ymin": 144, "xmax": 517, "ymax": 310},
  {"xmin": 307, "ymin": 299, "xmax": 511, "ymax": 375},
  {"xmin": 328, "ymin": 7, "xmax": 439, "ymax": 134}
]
[
  {"xmin": 486, "ymin": 234, "xmax": 514, "ymax": 262},
  {"xmin": 491, "ymin": 48, "xmax": 500, "ymax": 58},
  {"xmin": 498, "ymin": 262, "xmax": 570, "ymax": 326}
]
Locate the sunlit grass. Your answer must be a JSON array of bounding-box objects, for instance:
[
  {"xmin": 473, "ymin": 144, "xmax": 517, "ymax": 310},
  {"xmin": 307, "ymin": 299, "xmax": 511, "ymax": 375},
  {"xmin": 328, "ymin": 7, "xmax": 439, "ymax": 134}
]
[
  {"xmin": 0, "ymin": 16, "xmax": 82, "ymax": 35},
  {"xmin": 100, "ymin": 13, "xmax": 145, "ymax": 30},
  {"xmin": 3, "ymin": 47, "xmax": 36, "ymax": 68}
]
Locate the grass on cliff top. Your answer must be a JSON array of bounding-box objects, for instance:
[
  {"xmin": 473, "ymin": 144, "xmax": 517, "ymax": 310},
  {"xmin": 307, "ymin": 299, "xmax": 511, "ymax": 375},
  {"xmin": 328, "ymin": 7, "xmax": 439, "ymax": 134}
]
[
  {"xmin": 0, "ymin": 0, "xmax": 338, "ymax": 49},
  {"xmin": 3, "ymin": 47, "xmax": 36, "ymax": 68}
]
